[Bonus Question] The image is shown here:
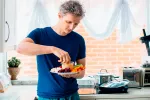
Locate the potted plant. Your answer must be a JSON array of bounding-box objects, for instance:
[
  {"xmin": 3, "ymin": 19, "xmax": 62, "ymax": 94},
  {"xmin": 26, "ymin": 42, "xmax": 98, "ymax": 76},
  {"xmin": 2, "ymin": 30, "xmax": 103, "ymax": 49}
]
[{"xmin": 7, "ymin": 57, "xmax": 21, "ymax": 80}]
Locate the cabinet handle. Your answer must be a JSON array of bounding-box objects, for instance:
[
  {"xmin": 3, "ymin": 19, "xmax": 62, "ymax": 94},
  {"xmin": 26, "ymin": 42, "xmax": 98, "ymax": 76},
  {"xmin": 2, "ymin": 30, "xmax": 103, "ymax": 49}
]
[{"xmin": 5, "ymin": 21, "xmax": 10, "ymax": 42}]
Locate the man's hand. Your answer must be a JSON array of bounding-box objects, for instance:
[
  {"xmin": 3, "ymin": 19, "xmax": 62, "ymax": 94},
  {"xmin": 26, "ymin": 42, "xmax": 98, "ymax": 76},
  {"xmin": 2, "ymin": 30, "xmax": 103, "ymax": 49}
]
[
  {"xmin": 60, "ymin": 72, "xmax": 79, "ymax": 78},
  {"xmin": 60, "ymin": 70, "xmax": 85, "ymax": 79},
  {"xmin": 51, "ymin": 46, "xmax": 71, "ymax": 63}
]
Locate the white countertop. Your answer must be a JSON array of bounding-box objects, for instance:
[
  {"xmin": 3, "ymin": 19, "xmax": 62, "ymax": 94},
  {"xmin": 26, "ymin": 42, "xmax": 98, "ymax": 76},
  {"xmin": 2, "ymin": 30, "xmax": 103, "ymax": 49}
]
[
  {"xmin": 81, "ymin": 87, "xmax": 150, "ymax": 99},
  {"xmin": 1, "ymin": 85, "xmax": 150, "ymax": 100}
]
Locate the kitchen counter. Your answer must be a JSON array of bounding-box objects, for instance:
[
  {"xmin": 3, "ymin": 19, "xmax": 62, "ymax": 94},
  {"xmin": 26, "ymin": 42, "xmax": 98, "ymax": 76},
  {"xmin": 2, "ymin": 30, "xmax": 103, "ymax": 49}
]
[
  {"xmin": 0, "ymin": 85, "xmax": 150, "ymax": 100},
  {"xmin": 80, "ymin": 88, "xmax": 150, "ymax": 100}
]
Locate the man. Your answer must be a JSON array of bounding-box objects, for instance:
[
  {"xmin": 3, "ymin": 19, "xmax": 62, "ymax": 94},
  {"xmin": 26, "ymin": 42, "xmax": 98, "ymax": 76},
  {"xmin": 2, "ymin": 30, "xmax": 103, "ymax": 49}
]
[{"xmin": 17, "ymin": 0, "xmax": 86, "ymax": 100}]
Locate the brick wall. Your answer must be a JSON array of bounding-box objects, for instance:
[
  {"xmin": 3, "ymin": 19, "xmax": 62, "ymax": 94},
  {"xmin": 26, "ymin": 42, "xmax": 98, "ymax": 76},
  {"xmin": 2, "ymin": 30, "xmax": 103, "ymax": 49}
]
[{"xmin": 7, "ymin": 23, "xmax": 147, "ymax": 77}]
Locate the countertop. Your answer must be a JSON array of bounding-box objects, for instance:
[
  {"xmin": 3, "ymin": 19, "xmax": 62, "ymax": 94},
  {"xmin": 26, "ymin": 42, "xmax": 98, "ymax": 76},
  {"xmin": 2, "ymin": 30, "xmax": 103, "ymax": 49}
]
[{"xmin": 0, "ymin": 85, "xmax": 150, "ymax": 100}]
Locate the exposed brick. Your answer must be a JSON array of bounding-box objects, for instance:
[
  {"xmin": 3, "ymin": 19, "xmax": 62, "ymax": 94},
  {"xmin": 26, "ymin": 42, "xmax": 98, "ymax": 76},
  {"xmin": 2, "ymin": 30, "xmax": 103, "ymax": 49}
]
[
  {"xmin": 110, "ymin": 53, "xmax": 123, "ymax": 56},
  {"xmin": 118, "ymin": 56, "xmax": 130, "ymax": 61}
]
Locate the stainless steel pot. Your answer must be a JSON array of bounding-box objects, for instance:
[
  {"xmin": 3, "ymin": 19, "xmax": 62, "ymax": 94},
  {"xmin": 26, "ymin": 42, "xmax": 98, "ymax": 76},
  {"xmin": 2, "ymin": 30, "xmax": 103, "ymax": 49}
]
[{"xmin": 93, "ymin": 69, "xmax": 113, "ymax": 85}]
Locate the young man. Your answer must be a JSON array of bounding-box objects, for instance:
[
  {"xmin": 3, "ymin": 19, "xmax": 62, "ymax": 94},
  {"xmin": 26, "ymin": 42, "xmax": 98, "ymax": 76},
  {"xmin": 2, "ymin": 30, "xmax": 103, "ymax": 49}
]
[{"xmin": 17, "ymin": 0, "xmax": 86, "ymax": 100}]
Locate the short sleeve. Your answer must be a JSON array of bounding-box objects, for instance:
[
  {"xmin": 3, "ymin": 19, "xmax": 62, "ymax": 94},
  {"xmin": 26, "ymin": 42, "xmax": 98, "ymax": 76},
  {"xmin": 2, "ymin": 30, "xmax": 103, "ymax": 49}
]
[
  {"xmin": 26, "ymin": 28, "xmax": 41, "ymax": 44},
  {"xmin": 76, "ymin": 36, "xmax": 86, "ymax": 60}
]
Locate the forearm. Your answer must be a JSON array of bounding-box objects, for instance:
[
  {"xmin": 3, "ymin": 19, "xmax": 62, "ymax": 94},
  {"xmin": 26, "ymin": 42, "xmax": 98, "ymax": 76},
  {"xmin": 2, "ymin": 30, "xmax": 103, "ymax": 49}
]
[
  {"xmin": 74, "ymin": 58, "xmax": 86, "ymax": 79},
  {"xmin": 17, "ymin": 42, "xmax": 53, "ymax": 56}
]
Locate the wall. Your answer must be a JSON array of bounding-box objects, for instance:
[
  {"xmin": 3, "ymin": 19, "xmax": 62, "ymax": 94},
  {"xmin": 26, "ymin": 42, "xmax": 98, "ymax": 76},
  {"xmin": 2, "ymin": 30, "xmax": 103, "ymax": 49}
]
[{"xmin": 7, "ymin": 23, "xmax": 147, "ymax": 77}]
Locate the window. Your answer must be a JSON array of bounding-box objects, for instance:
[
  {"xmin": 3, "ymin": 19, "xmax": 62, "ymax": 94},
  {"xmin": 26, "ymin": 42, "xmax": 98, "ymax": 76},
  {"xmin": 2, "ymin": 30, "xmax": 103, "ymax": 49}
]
[{"xmin": 6, "ymin": 0, "xmax": 38, "ymax": 78}]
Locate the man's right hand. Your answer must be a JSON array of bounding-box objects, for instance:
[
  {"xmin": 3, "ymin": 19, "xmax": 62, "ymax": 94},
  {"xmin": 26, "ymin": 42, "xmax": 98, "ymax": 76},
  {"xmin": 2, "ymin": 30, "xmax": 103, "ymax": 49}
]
[{"xmin": 51, "ymin": 46, "xmax": 71, "ymax": 63}]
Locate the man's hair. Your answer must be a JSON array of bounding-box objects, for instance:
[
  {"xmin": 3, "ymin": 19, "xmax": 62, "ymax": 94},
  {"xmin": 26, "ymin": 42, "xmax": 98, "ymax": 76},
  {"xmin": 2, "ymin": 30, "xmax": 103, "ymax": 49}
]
[{"xmin": 59, "ymin": 0, "xmax": 85, "ymax": 17}]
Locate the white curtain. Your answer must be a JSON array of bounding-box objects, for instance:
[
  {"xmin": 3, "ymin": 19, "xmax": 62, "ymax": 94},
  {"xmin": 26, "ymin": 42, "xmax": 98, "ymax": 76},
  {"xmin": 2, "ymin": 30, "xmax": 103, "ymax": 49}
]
[
  {"xmin": 16, "ymin": 0, "xmax": 147, "ymax": 44},
  {"xmin": 16, "ymin": 0, "xmax": 58, "ymax": 44},
  {"xmin": 81, "ymin": 0, "xmax": 147, "ymax": 43},
  {"xmin": 27, "ymin": 0, "xmax": 51, "ymax": 33},
  {"xmin": 147, "ymin": 0, "xmax": 150, "ymax": 35}
]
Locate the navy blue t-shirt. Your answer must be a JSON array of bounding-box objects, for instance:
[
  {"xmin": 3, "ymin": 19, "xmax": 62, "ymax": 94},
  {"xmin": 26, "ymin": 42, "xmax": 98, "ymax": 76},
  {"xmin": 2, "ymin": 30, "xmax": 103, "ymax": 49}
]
[{"xmin": 27, "ymin": 27, "xmax": 86, "ymax": 98}]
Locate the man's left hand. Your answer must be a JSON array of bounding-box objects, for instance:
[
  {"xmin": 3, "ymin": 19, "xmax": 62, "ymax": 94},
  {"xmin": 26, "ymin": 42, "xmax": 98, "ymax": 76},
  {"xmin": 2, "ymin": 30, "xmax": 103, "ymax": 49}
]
[
  {"xmin": 60, "ymin": 70, "xmax": 85, "ymax": 79},
  {"xmin": 59, "ymin": 72, "xmax": 79, "ymax": 78}
]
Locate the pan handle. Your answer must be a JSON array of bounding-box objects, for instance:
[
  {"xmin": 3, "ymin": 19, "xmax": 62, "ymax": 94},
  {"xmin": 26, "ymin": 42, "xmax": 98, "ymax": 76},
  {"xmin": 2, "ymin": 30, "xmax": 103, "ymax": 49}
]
[
  {"xmin": 143, "ymin": 29, "xmax": 146, "ymax": 37},
  {"xmin": 100, "ymin": 69, "xmax": 108, "ymax": 73}
]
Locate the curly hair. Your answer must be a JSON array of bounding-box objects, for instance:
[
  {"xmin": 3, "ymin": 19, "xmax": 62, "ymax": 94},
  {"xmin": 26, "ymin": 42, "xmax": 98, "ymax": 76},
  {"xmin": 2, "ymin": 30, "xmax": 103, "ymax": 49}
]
[{"xmin": 59, "ymin": 0, "xmax": 85, "ymax": 17}]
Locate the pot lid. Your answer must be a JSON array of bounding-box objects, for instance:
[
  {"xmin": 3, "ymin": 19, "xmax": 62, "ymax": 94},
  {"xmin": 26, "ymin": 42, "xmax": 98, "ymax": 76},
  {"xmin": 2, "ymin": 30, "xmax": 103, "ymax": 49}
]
[{"xmin": 96, "ymin": 72, "xmax": 112, "ymax": 76}]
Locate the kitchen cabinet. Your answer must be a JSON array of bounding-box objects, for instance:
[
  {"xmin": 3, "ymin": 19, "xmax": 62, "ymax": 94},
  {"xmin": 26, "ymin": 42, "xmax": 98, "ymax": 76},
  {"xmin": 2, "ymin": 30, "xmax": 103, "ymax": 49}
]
[{"xmin": 0, "ymin": 0, "xmax": 16, "ymax": 52}]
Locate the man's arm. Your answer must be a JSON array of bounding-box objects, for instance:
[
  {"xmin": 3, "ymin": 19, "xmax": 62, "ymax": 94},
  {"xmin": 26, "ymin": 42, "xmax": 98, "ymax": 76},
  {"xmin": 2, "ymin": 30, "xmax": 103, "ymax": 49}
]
[
  {"xmin": 17, "ymin": 38, "xmax": 71, "ymax": 63},
  {"xmin": 16, "ymin": 38, "xmax": 53, "ymax": 56}
]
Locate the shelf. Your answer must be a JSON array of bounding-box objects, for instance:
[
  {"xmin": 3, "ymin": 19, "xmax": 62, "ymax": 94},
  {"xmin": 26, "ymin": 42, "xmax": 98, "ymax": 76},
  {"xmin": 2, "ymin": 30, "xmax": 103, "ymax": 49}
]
[
  {"xmin": 143, "ymin": 83, "xmax": 150, "ymax": 85},
  {"xmin": 145, "ymin": 72, "xmax": 150, "ymax": 74}
]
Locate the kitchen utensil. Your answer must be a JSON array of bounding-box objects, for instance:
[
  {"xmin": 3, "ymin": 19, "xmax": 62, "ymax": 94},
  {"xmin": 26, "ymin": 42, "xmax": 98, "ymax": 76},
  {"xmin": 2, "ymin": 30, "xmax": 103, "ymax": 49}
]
[{"xmin": 93, "ymin": 69, "xmax": 113, "ymax": 86}]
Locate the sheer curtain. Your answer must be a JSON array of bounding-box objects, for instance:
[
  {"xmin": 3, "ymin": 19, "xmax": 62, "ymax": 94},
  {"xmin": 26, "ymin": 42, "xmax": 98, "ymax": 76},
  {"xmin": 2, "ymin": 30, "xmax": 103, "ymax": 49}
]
[
  {"xmin": 147, "ymin": 0, "xmax": 150, "ymax": 35},
  {"xmin": 16, "ymin": 0, "xmax": 58, "ymax": 44},
  {"xmin": 81, "ymin": 0, "xmax": 147, "ymax": 43},
  {"xmin": 16, "ymin": 0, "xmax": 147, "ymax": 44},
  {"xmin": 81, "ymin": 0, "xmax": 120, "ymax": 40}
]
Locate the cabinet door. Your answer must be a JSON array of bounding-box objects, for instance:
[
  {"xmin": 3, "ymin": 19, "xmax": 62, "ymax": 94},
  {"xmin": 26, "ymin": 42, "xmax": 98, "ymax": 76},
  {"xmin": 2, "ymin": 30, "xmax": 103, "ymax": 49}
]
[
  {"xmin": 0, "ymin": 0, "xmax": 16, "ymax": 52},
  {"xmin": 0, "ymin": 0, "xmax": 5, "ymax": 52}
]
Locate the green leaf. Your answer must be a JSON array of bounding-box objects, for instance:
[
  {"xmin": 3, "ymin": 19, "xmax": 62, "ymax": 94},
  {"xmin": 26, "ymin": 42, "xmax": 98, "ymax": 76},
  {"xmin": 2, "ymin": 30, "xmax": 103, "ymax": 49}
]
[
  {"xmin": 74, "ymin": 64, "xmax": 83, "ymax": 68},
  {"xmin": 7, "ymin": 57, "xmax": 21, "ymax": 67}
]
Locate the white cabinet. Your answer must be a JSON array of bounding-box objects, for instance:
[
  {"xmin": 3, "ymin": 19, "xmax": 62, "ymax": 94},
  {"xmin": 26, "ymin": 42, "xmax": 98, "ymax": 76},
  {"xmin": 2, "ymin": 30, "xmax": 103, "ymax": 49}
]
[{"xmin": 0, "ymin": 0, "xmax": 16, "ymax": 52}]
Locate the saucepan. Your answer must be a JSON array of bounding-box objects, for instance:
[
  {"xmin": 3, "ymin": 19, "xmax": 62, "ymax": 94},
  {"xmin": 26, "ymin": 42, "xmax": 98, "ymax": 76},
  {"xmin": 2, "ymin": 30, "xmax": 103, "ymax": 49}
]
[{"xmin": 93, "ymin": 69, "xmax": 114, "ymax": 85}]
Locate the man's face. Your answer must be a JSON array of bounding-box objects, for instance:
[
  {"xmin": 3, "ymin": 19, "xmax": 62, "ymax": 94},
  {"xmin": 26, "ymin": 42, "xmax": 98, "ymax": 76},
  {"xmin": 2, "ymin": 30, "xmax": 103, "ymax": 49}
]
[{"xmin": 59, "ymin": 13, "xmax": 82, "ymax": 35}]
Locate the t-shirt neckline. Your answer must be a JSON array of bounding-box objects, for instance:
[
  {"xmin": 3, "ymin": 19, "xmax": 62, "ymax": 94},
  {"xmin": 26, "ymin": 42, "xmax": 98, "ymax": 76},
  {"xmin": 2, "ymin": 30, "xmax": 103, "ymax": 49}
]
[{"xmin": 49, "ymin": 27, "xmax": 72, "ymax": 37}]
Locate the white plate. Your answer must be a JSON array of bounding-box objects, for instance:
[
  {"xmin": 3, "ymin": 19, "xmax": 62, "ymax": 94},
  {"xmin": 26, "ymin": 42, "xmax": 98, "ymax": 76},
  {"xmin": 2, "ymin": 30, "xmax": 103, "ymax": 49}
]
[
  {"xmin": 57, "ymin": 72, "xmax": 78, "ymax": 75},
  {"xmin": 50, "ymin": 67, "xmax": 61, "ymax": 73},
  {"xmin": 50, "ymin": 67, "xmax": 78, "ymax": 75}
]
